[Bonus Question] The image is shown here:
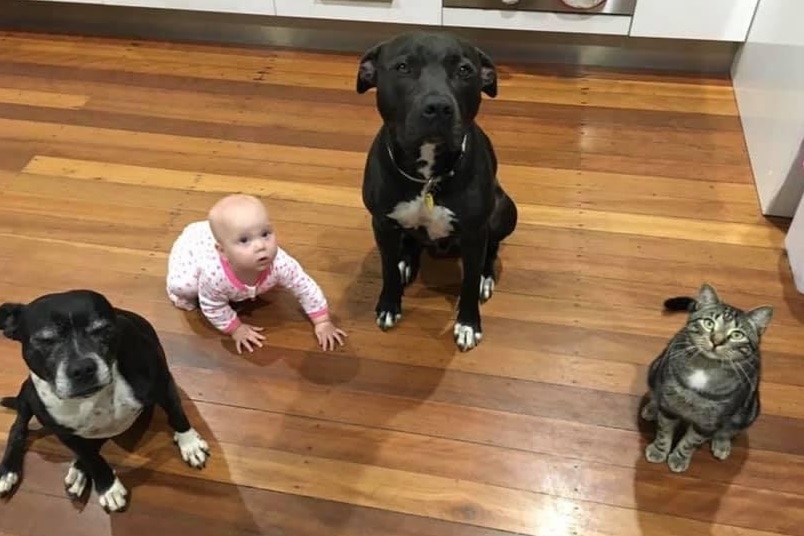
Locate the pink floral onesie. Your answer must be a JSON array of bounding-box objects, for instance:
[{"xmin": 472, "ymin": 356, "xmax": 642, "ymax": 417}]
[{"xmin": 166, "ymin": 221, "xmax": 328, "ymax": 334}]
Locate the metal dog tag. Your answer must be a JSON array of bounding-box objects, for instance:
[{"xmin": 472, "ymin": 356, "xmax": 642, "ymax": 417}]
[
  {"xmin": 425, "ymin": 192, "xmax": 434, "ymax": 210},
  {"xmin": 423, "ymin": 178, "xmax": 436, "ymax": 211}
]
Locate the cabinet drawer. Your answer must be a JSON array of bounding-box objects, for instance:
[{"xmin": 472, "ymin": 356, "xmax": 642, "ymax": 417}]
[
  {"xmin": 442, "ymin": 7, "xmax": 632, "ymax": 35},
  {"xmin": 102, "ymin": 0, "xmax": 275, "ymax": 15},
  {"xmin": 274, "ymin": 0, "xmax": 441, "ymax": 25},
  {"xmin": 630, "ymin": 0, "xmax": 759, "ymax": 41}
]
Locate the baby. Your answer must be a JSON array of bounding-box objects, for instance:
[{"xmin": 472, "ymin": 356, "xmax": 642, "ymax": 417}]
[{"xmin": 166, "ymin": 194, "xmax": 347, "ymax": 353}]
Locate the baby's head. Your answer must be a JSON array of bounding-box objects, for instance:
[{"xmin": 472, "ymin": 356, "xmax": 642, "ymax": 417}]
[{"xmin": 208, "ymin": 194, "xmax": 277, "ymax": 272}]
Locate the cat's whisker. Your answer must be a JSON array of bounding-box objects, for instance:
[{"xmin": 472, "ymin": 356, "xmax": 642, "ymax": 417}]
[{"xmin": 732, "ymin": 359, "xmax": 757, "ymax": 391}]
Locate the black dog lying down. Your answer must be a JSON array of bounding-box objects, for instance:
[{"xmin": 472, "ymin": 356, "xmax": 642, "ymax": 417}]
[{"xmin": 0, "ymin": 289, "xmax": 209, "ymax": 512}]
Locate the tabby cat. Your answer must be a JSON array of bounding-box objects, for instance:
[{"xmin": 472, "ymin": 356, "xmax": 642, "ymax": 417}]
[{"xmin": 641, "ymin": 283, "xmax": 773, "ymax": 473}]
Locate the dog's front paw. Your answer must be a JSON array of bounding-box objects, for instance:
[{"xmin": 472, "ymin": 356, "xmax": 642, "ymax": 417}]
[
  {"xmin": 64, "ymin": 461, "xmax": 89, "ymax": 499},
  {"xmin": 479, "ymin": 275, "xmax": 495, "ymax": 303},
  {"xmin": 453, "ymin": 322, "xmax": 483, "ymax": 352},
  {"xmin": 98, "ymin": 477, "xmax": 128, "ymax": 513},
  {"xmin": 174, "ymin": 428, "xmax": 210, "ymax": 469},
  {"xmin": 0, "ymin": 468, "xmax": 19, "ymax": 497},
  {"xmin": 376, "ymin": 310, "xmax": 402, "ymax": 330},
  {"xmin": 375, "ymin": 296, "xmax": 402, "ymax": 331}
]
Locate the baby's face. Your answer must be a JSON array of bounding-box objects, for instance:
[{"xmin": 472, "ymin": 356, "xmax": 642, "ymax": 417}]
[{"xmin": 216, "ymin": 205, "xmax": 277, "ymax": 272}]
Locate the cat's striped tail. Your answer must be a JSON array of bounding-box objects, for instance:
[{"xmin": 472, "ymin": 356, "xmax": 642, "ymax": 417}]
[{"xmin": 664, "ymin": 296, "xmax": 696, "ymax": 312}]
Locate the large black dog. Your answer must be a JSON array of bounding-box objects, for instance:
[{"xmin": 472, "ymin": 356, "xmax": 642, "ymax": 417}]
[
  {"xmin": 357, "ymin": 31, "xmax": 517, "ymax": 351},
  {"xmin": 0, "ymin": 289, "xmax": 209, "ymax": 512}
]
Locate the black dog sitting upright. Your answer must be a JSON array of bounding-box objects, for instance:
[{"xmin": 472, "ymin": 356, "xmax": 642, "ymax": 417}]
[
  {"xmin": 0, "ymin": 289, "xmax": 209, "ymax": 512},
  {"xmin": 357, "ymin": 31, "xmax": 517, "ymax": 351}
]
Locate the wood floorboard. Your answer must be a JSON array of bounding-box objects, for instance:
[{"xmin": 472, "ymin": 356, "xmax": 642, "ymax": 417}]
[{"xmin": 0, "ymin": 30, "xmax": 801, "ymax": 536}]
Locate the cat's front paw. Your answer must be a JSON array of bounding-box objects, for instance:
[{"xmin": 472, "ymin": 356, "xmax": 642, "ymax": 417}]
[
  {"xmin": 711, "ymin": 438, "xmax": 732, "ymax": 460},
  {"xmin": 667, "ymin": 450, "xmax": 692, "ymax": 473},
  {"xmin": 645, "ymin": 442, "xmax": 670, "ymax": 463}
]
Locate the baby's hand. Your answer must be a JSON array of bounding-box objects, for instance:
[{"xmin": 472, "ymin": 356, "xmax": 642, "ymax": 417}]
[
  {"xmin": 232, "ymin": 323, "xmax": 265, "ymax": 354},
  {"xmin": 314, "ymin": 318, "xmax": 347, "ymax": 351}
]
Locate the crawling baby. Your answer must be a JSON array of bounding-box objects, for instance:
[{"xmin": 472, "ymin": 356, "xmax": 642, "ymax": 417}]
[{"xmin": 166, "ymin": 194, "xmax": 347, "ymax": 353}]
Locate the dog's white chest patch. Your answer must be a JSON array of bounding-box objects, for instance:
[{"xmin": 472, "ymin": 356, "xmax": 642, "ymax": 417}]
[
  {"xmin": 31, "ymin": 364, "xmax": 143, "ymax": 439},
  {"xmin": 688, "ymin": 370, "xmax": 709, "ymax": 390},
  {"xmin": 418, "ymin": 143, "xmax": 437, "ymax": 179},
  {"xmin": 388, "ymin": 192, "xmax": 455, "ymax": 240}
]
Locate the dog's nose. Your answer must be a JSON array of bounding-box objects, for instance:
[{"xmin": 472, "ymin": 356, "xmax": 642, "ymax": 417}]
[
  {"xmin": 422, "ymin": 96, "xmax": 454, "ymax": 121},
  {"xmin": 67, "ymin": 358, "xmax": 98, "ymax": 382}
]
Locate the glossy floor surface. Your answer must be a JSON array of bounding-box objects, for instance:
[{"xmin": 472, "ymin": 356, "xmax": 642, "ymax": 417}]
[{"xmin": 0, "ymin": 31, "xmax": 801, "ymax": 536}]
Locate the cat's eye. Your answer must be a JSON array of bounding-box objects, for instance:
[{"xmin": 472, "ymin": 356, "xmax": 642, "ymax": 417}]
[
  {"xmin": 729, "ymin": 330, "xmax": 746, "ymax": 341},
  {"xmin": 701, "ymin": 318, "xmax": 715, "ymax": 330}
]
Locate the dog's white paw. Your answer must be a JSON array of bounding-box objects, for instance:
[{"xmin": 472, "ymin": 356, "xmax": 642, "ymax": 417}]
[
  {"xmin": 0, "ymin": 470, "xmax": 19, "ymax": 496},
  {"xmin": 174, "ymin": 428, "xmax": 210, "ymax": 469},
  {"xmin": 479, "ymin": 275, "xmax": 495, "ymax": 303},
  {"xmin": 398, "ymin": 260, "xmax": 412, "ymax": 285},
  {"xmin": 376, "ymin": 311, "xmax": 401, "ymax": 331},
  {"xmin": 98, "ymin": 477, "xmax": 128, "ymax": 512},
  {"xmin": 453, "ymin": 322, "xmax": 482, "ymax": 352},
  {"xmin": 64, "ymin": 462, "xmax": 88, "ymax": 498}
]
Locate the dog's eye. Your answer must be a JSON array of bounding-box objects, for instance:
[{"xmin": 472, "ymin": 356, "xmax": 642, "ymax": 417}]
[
  {"xmin": 32, "ymin": 332, "xmax": 58, "ymax": 345},
  {"xmin": 87, "ymin": 322, "xmax": 112, "ymax": 336},
  {"xmin": 457, "ymin": 64, "xmax": 473, "ymax": 77},
  {"xmin": 394, "ymin": 61, "xmax": 410, "ymax": 74}
]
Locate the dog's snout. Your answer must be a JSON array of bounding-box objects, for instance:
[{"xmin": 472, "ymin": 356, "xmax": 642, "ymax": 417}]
[
  {"xmin": 422, "ymin": 95, "xmax": 454, "ymax": 122},
  {"xmin": 67, "ymin": 358, "xmax": 98, "ymax": 383}
]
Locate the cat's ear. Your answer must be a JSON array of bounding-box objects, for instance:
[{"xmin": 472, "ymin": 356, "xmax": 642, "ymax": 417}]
[
  {"xmin": 747, "ymin": 305, "xmax": 774, "ymax": 335},
  {"xmin": 696, "ymin": 283, "xmax": 720, "ymax": 306}
]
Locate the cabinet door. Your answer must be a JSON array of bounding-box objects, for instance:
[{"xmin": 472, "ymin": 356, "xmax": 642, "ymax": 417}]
[
  {"xmin": 630, "ymin": 0, "xmax": 758, "ymax": 41},
  {"xmin": 103, "ymin": 0, "xmax": 275, "ymax": 15},
  {"xmin": 274, "ymin": 0, "xmax": 440, "ymax": 25}
]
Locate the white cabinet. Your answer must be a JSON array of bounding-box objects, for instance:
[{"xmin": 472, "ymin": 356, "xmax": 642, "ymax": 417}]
[
  {"xmin": 443, "ymin": 8, "xmax": 631, "ymax": 35},
  {"xmin": 102, "ymin": 0, "xmax": 275, "ymax": 15},
  {"xmin": 274, "ymin": 0, "xmax": 440, "ymax": 25},
  {"xmin": 786, "ymin": 195, "xmax": 804, "ymax": 293},
  {"xmin": 732, "ymin": 0, "xmax": 804, "ymax": 217},
  {"xmin": 630, "ymin": 0, "xmax": 759, "ymax": 41}
]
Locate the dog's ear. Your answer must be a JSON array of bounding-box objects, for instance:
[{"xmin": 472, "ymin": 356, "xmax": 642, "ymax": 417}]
[
  {"xmin": 476, "ymin": 47, "xmax": 497, "ymax": 98},
  {"xmin": 0, "ymin": 303, "xmax": 24, "ymax": 341},
  {"xmin": 357, "ymin": 42, "xmax": 383, "ymax": 94}
]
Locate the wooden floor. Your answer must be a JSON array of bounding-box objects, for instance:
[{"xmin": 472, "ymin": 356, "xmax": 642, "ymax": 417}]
[{"xmin": 0, "ymin": 30, "xmax": 801, "ymax": 536}]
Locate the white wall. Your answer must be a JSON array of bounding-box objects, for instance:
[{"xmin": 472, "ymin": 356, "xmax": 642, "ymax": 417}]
[{"xmin": 732, "ymin": 0, "xmax": 804, "ymax": 217}]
